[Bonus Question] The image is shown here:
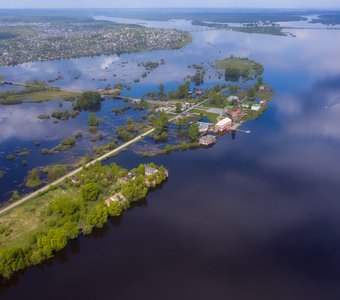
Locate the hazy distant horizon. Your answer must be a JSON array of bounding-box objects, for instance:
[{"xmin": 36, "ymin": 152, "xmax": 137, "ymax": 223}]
[{"xmin": 0, "ymin": 0, "xmax": 339, "ymax": 10}]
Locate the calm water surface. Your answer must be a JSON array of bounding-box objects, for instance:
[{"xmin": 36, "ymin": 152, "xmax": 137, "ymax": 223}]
[{"xmin": 1, "ymin": 17, "xmax": 340, "ymax": 299}]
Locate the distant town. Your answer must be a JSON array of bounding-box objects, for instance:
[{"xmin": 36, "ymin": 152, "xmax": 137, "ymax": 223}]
[{"xmin": 0, "ymin": 18, "xmax": 191, "ymax": 66}]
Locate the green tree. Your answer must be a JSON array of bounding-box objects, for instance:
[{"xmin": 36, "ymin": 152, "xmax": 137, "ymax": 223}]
[
  {"xmin": 86, "ymin": 205, "xmax": 108, "ymax": 228},
  {"xmin": 45, "ymin": 165, "xmax": 68, "ymax": 182},
  {"xmin": 0, "ymin": 248, "xmax": 27, "ymax": 279},
  {"xmin": 73, "ymin": 91, "xmax": 102, "ymax": 111},
  {"xmin": 159, "ymin": 84, "xmax": 165, "ymax": 98},
  {"xmin": 10, "ymin": 190, "xmax": 20, "ymax": 201},
  {"xmin": 47, "ymin": 197, "xmax": 82, "ymax": 217},
  {"xmin": 80, "ymin": 183, "xmax": 99, "ymax": 202},
  {"xmin": 175, "ymin": 103, "xmax": 182, "ymax": 113},
  {"xmin": 26, "ymin": 168, "xmax": 41, "ymax": 188},
  {"xmin": 189, "ymin": 124, "xmax": 199, "ymax": 142},
  {"xmin": 107, "ymin": 201, "xmax": 123, "ymax": 217},
  {"xmin": 225, "ymin": 67, "xmax": 241, "ymax": 82},
  {"xmin": 88, "ymin": 113, "xmax": 99, "ymax": 126},
  {"xmin": 257, "ymin": 76, "xmax": 263, "ymax": 85},
  {"xmin": 247, "ymin": 88, "xmax": 256, "ymax": 98},
  {"xmin": 61, "ymin": 136, "xmax": 76, "ymax": 147},
  {"xmin": 37, "ymin": 228, "xmax": 67, "ymax": 257},
  {"xmin": 63, "ymin": 222, "xmax": 79, "ymax": 239}
]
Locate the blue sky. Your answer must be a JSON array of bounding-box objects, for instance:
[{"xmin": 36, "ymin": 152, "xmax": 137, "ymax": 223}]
[{"xmin": 0, "ymin": 0, "xmax": 339, "ymax": 9}]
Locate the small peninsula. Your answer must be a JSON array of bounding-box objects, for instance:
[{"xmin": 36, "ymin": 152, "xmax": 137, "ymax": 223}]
[{"xmin": 0, "ymin": 162, "xmax": 168, "ymax": 279}]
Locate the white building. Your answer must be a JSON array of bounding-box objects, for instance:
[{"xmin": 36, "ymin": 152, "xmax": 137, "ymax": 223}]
[
  {"xmin": 228, "ymin": 95, "xmax": 239, "ymax": 102},
  {"xmin": 214, "ymin": 117, "xmax": 232, "ymax": 132},
  {"xmin": 251, "ymin": 104, "xmax": 261, "ymax": 111}
]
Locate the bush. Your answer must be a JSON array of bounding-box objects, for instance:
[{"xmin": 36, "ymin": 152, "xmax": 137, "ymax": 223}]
[
  {"xmin": 6, "ymin": 154, "xmax": 15, "ymax": 161},
  {"xmin": 107, "ymin": 201, "xmax": 123, "ymax": 217},
  {"xmin": 73, "ymin": 91, "xmax": 102, "ymax": 111},
  {"xmin": 26, "ymin": 168, "xmax": 41, "ymax": 188},
  {"xmin": 81, "ymin": 183, "xmax": 100, "ymax": 202},
  {"xmin": 86, "ymin": 205, "xmax": 108, "ymax": 228}
]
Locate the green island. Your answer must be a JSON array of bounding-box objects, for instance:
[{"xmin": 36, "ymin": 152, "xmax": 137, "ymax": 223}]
[
  {"xmin": 230, "ymin": 25, "xmax": 286, "ymax": 36},
  {"xmin": 191, "ymin": 21, "xmax": 287, "ymax": 36},
  {"xmin": 0, "ymin": 162, "xmax": 168, "ymax": 279},
  {"xmin": 215, "ymin": 56, "xmax": 264, "ymax": 82},
  {"xmin": 0, "ymin": 82, "xmax": 80, "ymax": 105}
]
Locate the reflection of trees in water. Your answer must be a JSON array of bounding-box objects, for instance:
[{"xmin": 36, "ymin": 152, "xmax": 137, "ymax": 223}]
[
  {"xmin": 0, "ymin": 195, "xmax": 149, "ymax": 290},
  {"xmin": 88, "ymin": 102, "xmax": 102, "ymax": 113}
]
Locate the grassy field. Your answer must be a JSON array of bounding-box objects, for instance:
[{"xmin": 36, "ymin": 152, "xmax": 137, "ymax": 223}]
[
  {"xmin": 216, "ymin": 57, "xmax": 263, "ymax": 75},
  {"xmin": 238, "ymin": 85, "xmax": 274, "ymax": 101},
  {"xmin": 191, "ymin": 108, "xmax": 219, "ymax": 123},
  {"xmin": 0, "ymin": 185, "xmax": 79, "ymax": 248},
  {"xmin": 0, "ymin": 89, "xmax": 80, "ymax": 104}
]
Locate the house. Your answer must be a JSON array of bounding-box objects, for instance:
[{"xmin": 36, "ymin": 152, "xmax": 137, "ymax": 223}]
[
  {"xmin": 105, "ymin": 193, "xmax": 126, "ymax": 207},
  {"xmin": 241, "ymin": 103, "xmax": 250, "ymax": 108},
  {"xmin": 224, "ymin": 105, "xmax": 234, "ymax": 113},
  {"xmin": 214, "ymin": 117, "xmax": 232, "ymax": 132},
  {"xmin": 230, "ymin": 107, "xmax": 243, "ymax": 121},
  {"xmin": 195, "ymin": 89, "xmax": 203, "ymax": 96},
  {"xmin": 253, "ymin": 98, "xmax": 265, "ymax": 105},
  {"xmin": 228, "ymin": 95, "xmax": 239, "ymax": 102},
  {"xmin": 118, "ymin": 172, "xmax": 137, "ymax": 184},
  {"xmin": 155, "ymin": 106, "xmax": 171, "ymax": 113},
  {"xmin": 251, "ymin": 104, "xmax": 261, "ymax": 111},
  {"xmin": 259, "ymin": 85, "xmax": 269, "ymax": 91},
  {"xmin": 198, "ymin": 122, "xmax": 210, "ymax": 134},
  {"xmin": 145, "ymin": 166, "xmax": 159, "ymax": 176},
  {"xmin": 71, "ymin": 177, "xmax": 81, "ymax": 185},
  {"xmin": 132, "ymin": 98, "xmax": 141, "ymax": 104},
  {"xmin": 182, "ymin": 102, "xmax": 191, "ymax": 110}
]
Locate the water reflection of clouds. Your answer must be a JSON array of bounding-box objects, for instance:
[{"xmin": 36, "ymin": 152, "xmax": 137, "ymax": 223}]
[
  {"xmin": 276, "ymin": 75, "xmax": 340, "ymax": 141},
  {"xmin": 100, "ymin": 56, "xmax": 119, "ymax": 70},
  {"xmin": 0, "ymin": 105, "xmax": 52, "ymax": 143},
  {"xmin": 200, "ymin": 29, "xmax": 340, "ymax": 79},
  {"xmin": 0, "ymin": 103, "xmax": 75, "ymax": 143}
]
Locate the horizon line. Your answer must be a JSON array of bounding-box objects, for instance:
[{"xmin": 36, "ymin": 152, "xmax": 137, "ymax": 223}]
[{"xmin": 0, "ymin": 7, "xmax": 340, "ymax": 10}]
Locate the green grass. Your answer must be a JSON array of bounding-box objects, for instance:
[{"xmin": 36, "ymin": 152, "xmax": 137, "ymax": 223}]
[
  {"xmin": 0, "ymin": 89, "xmax": 80, "ymax": 104},
  {"xmin": 191, "ymin": 109, "xmax": 219, "ymax": 123},
  {"xmin": 0, "ymin": 185, "xmax": 79, "ymax": 248},
  {"xmin": 241, "ymin": 106, "xmax": 268, "ymax": 122},
  {"xmin": 216, "ymin": 57, "xmax": 263, "ymax": 74}
]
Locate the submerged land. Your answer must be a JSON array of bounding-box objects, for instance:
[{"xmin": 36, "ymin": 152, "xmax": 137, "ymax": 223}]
[
  {"xmin": 0, "ymin": 55, "xmax": 273, "ymax": 191},
  {"xmin": 0, "ymin": 9, "xmax": 278, "ymax": 280}
]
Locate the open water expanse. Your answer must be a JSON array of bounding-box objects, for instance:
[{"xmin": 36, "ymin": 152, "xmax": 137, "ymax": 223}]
[{"xmin": 1, "ymin": 15, "xmax": 340, "ymax": 299}]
